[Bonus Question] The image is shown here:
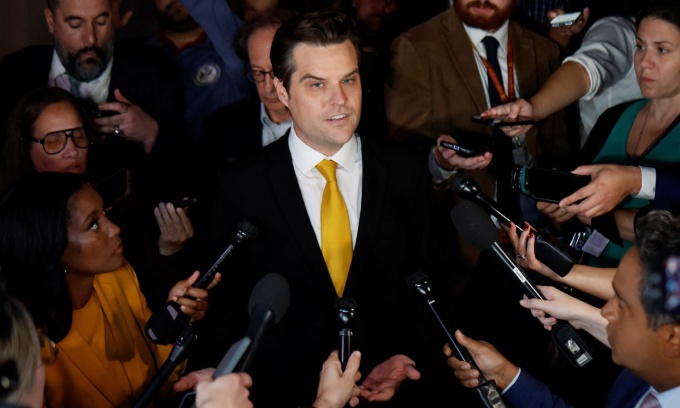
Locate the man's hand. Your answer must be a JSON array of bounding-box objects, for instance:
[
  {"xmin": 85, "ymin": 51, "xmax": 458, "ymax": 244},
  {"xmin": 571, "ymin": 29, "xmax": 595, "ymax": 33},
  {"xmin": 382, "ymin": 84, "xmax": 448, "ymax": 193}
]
[
  {"xmin": 359, "ymin": 354, "xmax": 420, "ymax": 402},
  {"xmin": 444, "ymin": 330, "xmax": 518, "ymax": 391},
  {"xmin": 435, "ymin": 135, "xmax": 493, "ymax": 170},
  {"xmin": 547, "ymin": 8, "xmax": 590, "ymax": 49},
  {"xmin": 94, "ymin": 88, "xmax": 159, "ymax": 153},
  {"xmin": 174, "ymin": 368, "xmax": 216, "ymax": 392},
  {"xmin": 560, "ymin": 164, "xmax": 641, "ymax": 218}
]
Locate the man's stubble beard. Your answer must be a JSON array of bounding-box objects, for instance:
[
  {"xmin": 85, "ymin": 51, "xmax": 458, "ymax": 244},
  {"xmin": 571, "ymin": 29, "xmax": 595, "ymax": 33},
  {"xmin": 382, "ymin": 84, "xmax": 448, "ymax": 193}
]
[{"xmin": 56, "ymin": 41, "xmax": 114, "ymax": 82}]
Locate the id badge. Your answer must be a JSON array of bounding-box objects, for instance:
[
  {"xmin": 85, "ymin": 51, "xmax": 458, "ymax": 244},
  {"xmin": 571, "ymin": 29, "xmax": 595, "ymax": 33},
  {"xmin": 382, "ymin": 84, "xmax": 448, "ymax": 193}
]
[{"xmin": 512, "ymin": 141, "xmax": 528, "ymax": 166}]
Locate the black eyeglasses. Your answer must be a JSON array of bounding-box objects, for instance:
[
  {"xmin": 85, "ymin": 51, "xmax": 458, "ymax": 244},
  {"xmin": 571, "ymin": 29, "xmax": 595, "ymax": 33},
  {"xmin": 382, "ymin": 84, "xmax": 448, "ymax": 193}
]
[
  {"xmin": 246, "ymin": 69, "xmax": 275, "ymax": 83},
  {"xmin": 30, "ymin": 126, "xmax": 91, "ymax": 155}
]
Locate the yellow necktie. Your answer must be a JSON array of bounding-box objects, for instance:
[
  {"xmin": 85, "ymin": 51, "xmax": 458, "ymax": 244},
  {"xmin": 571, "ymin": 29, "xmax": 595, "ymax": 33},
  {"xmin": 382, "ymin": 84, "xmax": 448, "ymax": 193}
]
[{"xmin": 316, "ymin": 160, "xmax": 353, "ymax": 297}]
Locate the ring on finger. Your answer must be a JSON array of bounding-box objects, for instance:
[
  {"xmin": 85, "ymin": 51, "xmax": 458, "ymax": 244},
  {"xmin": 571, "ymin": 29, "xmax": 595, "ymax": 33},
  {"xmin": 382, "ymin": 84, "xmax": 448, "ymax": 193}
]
[
  {"xmin": 517, "ymin": 254, "xmax": 527, "ymax": 260},
  {"xmin": 112, "ymin": 125, "xmax": 121, "ymax": 135}
]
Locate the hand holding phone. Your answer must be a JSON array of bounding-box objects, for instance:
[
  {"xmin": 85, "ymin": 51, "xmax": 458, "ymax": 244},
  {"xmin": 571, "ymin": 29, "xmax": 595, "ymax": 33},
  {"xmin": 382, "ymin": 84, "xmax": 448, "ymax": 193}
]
[
  {"xmin": 439, "ymin": 141, "xmax": 484, "ymax": 158},
  {"xmin": 472, "ymin": 114, "xmax": 535, "ymax": 127},
  {"xmin": 512, "ymin": 166, "xmax": 591, "ymax": 204},
  {"xmin": 172, "ymin": 197, "xmax": 198, "ymax": 208},
  {"xmin": 549, "ymin": 11, "xmax": 582, "ymax": 28}
]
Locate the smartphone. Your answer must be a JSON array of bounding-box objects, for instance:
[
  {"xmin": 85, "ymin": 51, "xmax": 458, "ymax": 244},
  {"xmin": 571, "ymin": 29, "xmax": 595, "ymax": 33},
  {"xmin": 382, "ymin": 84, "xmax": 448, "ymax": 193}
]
[
  {"xmin": 89, "ymin": 108, "xmax": 120, "ymax": 119},
  {"xmin": 472, "ymin": 115, "xmax": 536, "ymax": 127},
  {"xmin": 439, "ymin": 141, "xmax": 484, "ymax": 158},
  {"xmin": 172, "ymin": 197, "xmax": 198, "ymax": 208},
  {"xmin": 92, "ymin": 168, "xmax": 132, "ymax": 211},
  {"xmin": 549, "ymin": 11, "xmax": 582, "ymax": 28},
  {"xmin": 511, "ymin": 165, "xmax": 591, "ymax": 204}
]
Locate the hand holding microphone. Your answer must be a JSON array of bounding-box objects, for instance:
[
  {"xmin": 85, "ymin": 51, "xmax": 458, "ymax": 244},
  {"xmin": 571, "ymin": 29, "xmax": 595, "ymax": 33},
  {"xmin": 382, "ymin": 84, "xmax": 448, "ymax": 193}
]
[
  {"xmin": 450, "ymin": 201, "xmax": 594, "ymax": 368},
  {"xmin": 335, "ymin": 298, "xmax": 357, "ymax": 372},
  {"xmin": 407, "ymin": 271, "xmax": 508, "ymax": 408},
  {"xmin": 146, "ymin": 219, "xmax": 259, "ymax": 345},
  {"xmin": 449, "ymin": 171, "xmax": 576, "ymax": 277}
]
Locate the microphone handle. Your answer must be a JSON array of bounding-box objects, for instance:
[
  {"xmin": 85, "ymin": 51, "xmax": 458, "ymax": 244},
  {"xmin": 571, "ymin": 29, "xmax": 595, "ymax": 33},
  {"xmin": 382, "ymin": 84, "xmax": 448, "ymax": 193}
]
[
  {"xmin": 489, "ymin": 243, "xmax": 545, "ymax": 300},
  {"xmin": 426, "ymin": 300, "xmax": 508, "ymax": 408},
  {"xmin": 193, "ymin": 243, "xmax": 237, "ymax": 291},
  {"xmin": 339, "ymin": 328, "xmax": 352, "ymax": 371},
  {"xmin": 489, "ymin": 243, "xmax": 594, "ymax": 368}
]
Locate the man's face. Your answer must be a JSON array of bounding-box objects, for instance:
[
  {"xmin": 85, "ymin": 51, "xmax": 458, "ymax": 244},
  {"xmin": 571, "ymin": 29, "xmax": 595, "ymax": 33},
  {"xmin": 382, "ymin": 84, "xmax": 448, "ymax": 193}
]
[
  {"xmin": 274, "ymin": 40, "xmax": 361, "ymax": 156},
  {"xmin": 454, "ymin": 0, "xmax": 515, "ymax": 32},
  {"xmin": 247, "ymin": 26, "xmax": 287, "ymax": 116},
  {"xmin": 154, "ymin": 0, "xmax": 200, "ymax": 33},
  {"xmin": 44, "ymin": 0, "xmax": 114, "ymax": 82},
  {"xmin": 602, "ymin": 247, "xmax": 664, "ymax": 374}
]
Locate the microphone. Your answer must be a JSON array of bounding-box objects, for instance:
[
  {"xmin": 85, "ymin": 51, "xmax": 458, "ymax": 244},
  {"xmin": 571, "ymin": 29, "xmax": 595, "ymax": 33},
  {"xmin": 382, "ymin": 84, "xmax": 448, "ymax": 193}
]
[
  {"xmin": 407, "ymin": 271, "xmax": 507, "ymax": 408},
  {"xmin": 449, "ymin": 171, "xmax": 575, "ymax": 277},
  {"xmin": 180, "ymin": 273, "xmax": 290, "ymax": 408},
  {"xmin": 146, "ymin": 219, "xmax": 259, "ymax": 345},
  {"xmin": 450, "ymin": 200, "xmax": 594, "ymax": 368},
  {"xmin": 235, "ymin": 272, "xmax": 290, "ymax": 373},
  {"xmin": 334, "ymin": 297, "xmax": 357, "ymax": 371}
]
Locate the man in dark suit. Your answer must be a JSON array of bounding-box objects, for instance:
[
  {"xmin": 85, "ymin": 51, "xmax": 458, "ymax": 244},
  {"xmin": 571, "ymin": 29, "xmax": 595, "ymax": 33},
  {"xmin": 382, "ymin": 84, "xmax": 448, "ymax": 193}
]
[
  {"xmin": 447, "ymin": 210, "xmax": 680, "ymax": 407},
  {"xmin": 193, "ymin": 9, "xmax": 460, "ymax": 408},
  {"xmin": 0, "ymin": 0, "xmax": 190, "ymax": 202},
  {"xmin": 386, "ymin": 0, "xmax": 572, "ymax": 273},
  {"xmin": 0, "ymin": 0, "xmax": 194, "ymax": 309}
]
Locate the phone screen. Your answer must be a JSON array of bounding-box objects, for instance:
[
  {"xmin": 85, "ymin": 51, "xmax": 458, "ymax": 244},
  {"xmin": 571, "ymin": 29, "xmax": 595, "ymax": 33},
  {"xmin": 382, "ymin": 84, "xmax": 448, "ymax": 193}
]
[
  {"xmin": 472, "ymin": 115, "xmax": 535, "ymax": 127},
  {"xmin": 515, "ymin": 167, "xmax": 591, "ymax": 204},
  {"xmin": 549, "ymin": 11, "xmax": 582, "ymax": 27}
]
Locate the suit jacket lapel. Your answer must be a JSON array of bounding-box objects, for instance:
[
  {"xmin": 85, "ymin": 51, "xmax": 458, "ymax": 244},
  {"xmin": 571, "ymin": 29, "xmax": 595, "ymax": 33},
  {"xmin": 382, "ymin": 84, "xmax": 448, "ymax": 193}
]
[
  {"xmin": 441, "ymin": 8, "xmax": 489, "ymax": 114},
  {"xmin": 265, "ymin": 135, "xmax": 336, "ymax": 294},
  {"xmin": 345, "ymin": 137, "xmax": 387, "ymax": 293},
  {"xmin": 510, "ymin": 23, "xmax": 538, "ymax": 98}
]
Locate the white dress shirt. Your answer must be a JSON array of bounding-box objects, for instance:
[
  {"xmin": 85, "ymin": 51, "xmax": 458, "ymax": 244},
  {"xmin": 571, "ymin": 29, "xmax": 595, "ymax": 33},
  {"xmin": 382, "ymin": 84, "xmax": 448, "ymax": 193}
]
[
  {"xmin": 288, "ymin": 127, "xmax": 362, "ymax": 249},
  {"xmin": 260, "ymin": 102, "xmax": 292, "ymax": 147},
  {"xmin": 48, "ymin": 50, "xmax": 113, "ymax": 103},
  {"xmin": 636, "ymin": 385, "xmax": 680, "ymax": 408}
]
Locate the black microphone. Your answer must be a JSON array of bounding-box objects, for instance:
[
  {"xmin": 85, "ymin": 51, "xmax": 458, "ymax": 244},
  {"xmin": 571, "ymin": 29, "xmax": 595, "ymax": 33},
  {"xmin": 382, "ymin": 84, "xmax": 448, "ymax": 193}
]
[
  {"xmin": 449, "ymin": 171, "xmax": 575, "ymax": 277},
  {"xmin": 407, "ymin": 271, "xmax": 507, "ymax": 408},
  {"xmin": 145, "ymin": 219, "xmax": 259, "ymax": 345},
  {"xmin": 334, "ymin": 297, "xmax": 357, "ymax": 371},
  {"xmin": 183, "ymin": 273, "xmax": 290, "ymax": 408},
  {"xmin": 450, "ymin": 200, "xmax": 594, "ymax": 368},
  {"xmin": 234, "ymin": 272, "xmax": 290, "ymax": 373}
]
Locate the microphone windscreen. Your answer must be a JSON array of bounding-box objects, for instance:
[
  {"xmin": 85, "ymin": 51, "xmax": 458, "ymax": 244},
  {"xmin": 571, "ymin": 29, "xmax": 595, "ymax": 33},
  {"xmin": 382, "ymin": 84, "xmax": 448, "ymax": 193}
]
[
  {"xmin": 334, "ymin": 297, "xmax": 357, "ymax": 310},
  {"xmin": 449, "ymin": 171, "xmax": 471, "ymax": 193},
  {"xmin": 248, "ymin": 273, "xmax": 290, "ymax": 324},
  {"xmin": 450, "ymin": 200, "xmax": 496, "ymax": 251},
  {"xmin": 406, "ymin": 271, "xmax": 428, "ymax": 290},
  {"xmin": 237, "ymin": 219, "xmax": 260, "ymax": 239}
]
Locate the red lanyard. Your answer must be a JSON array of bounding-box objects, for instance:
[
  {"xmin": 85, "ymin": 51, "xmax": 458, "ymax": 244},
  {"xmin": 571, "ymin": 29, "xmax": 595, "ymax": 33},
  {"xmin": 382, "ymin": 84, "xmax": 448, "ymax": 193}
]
[{"xmin": 475, "ymin": 37, "xmax": 515, "ymax": 103}]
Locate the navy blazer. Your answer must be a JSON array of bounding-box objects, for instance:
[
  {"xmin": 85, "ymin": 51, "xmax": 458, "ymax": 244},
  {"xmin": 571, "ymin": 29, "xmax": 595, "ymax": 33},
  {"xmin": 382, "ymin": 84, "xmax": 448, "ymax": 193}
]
[
  {"xmin": 192, "ymin": 133, "xmax": 455, "ymax": 407},
  {"xmin": 505, "ymin": 368, "xmax": 647, "ymax": 408}
]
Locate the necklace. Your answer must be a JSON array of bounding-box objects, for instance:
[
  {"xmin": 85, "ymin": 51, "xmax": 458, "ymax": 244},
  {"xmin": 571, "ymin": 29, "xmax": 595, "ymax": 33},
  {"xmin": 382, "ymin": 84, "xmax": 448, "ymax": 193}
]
[{"xmin": 631, "ymin": 106, "xmax": 651, "ymax": 158}]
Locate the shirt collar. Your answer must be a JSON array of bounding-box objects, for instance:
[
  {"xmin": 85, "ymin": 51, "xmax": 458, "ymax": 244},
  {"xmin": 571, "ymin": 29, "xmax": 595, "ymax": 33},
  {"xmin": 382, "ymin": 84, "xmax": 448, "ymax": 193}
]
[
  {"xmin": 463, "ymin": 20, "xmax": 510, "ymax": 55},
  {"xmin": 657, "ymin": 383, "xmax": 680, "ymax": 407},
  {"xmin": 48, "ymin": 49, "xmax": 113, "ymax": 102},
  {"xmin": 288, "ymin": 125, "xmax": 358, "ymax": 175}
]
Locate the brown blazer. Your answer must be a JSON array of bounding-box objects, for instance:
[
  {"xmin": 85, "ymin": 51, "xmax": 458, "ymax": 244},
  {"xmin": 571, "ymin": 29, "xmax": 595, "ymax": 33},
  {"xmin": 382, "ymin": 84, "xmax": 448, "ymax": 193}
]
[{"xmin": 385, "ymin": 7, "xmax": 570, "ymax": 273}]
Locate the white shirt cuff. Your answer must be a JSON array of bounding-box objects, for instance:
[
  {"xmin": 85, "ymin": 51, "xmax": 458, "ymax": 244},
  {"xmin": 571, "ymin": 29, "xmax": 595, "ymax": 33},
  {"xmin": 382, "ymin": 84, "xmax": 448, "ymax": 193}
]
[{"xmin": 634, "ymin": 166, "xmax": 656, "ymax": 200}]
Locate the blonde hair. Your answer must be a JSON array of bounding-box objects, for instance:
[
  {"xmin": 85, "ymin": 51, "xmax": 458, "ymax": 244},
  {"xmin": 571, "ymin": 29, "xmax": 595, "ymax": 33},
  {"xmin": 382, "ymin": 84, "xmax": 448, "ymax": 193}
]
[{"xmin": 0, "ymin": 297, "xmax": 40, "ymax": 403}]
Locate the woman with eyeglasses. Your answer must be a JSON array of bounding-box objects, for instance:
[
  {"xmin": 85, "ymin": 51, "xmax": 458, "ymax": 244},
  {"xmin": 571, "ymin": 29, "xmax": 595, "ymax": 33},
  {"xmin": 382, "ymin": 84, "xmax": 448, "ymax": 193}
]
[
  {"xmin": 0, "ymin": 172, "xmax": 218, "ymax": 408},
  {"xmin": 0, "ymin": 87, "xmax": 199, "ymax": 310}
]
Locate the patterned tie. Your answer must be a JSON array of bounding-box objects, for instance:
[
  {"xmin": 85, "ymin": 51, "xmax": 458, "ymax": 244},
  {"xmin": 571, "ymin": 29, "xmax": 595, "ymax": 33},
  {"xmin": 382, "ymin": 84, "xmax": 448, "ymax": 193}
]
[
  {"xmin": 639, "ymin": 391, "xmax": 661, "ymax": 408},
  {"xmin": 481, "ymin": 36, "xmax": 521, "ymax": 220},
  {"xmin": 55, "ymin": 73, "xmax": 83, "ymax": 99},
  {"xmin": 316, "ymin": 160, "xmax": 353, "ymax": 297}
]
